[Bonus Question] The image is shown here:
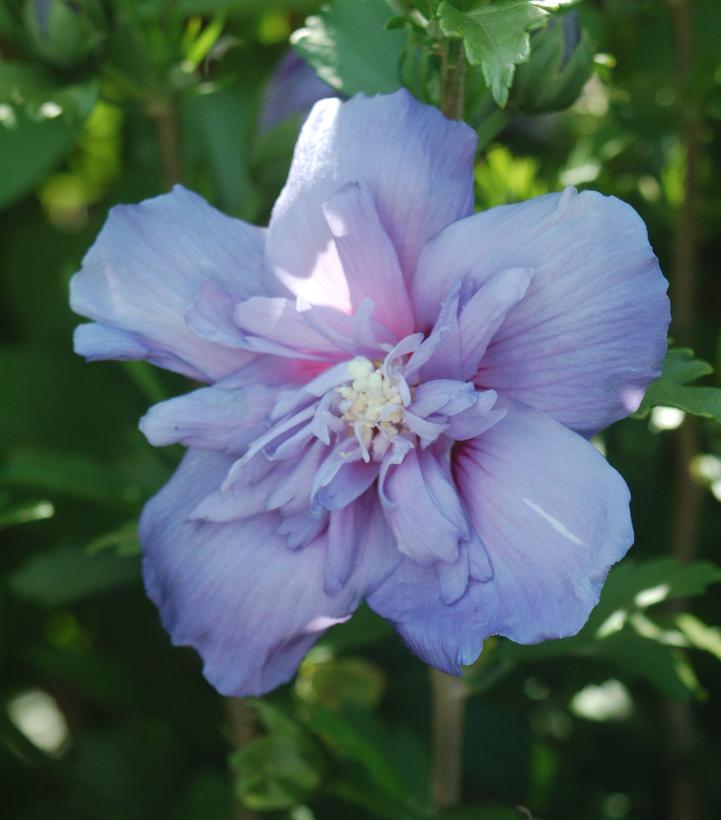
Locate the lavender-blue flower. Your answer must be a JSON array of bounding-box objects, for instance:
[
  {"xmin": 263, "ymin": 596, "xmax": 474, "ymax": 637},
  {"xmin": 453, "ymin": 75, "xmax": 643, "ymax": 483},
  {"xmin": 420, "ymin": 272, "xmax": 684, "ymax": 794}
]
[{"xmin": 70, "ymin": 90, "xmax": 670, "ymax": 696}]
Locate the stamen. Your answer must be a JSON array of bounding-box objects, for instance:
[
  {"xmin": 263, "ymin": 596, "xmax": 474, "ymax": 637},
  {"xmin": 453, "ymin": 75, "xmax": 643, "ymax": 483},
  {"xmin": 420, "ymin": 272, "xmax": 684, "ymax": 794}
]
[{"xmin": 337, "ymin": 357, "xmax": 407, "ymax": 459}]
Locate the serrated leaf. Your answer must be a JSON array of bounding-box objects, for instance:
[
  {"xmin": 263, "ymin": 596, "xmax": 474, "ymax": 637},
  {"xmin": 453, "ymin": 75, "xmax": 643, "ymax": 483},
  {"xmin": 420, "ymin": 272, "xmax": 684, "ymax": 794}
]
[
  {"xmin": 438, "ymin": 0, "xmax": 568, "ymax": 106},
  {"xmin": 291, "ymin": 0, "xmax": 406, "ymax": 96},
  {"xmin": 636, "ymin": 347, "xmax": 721, "ymax": 422}
]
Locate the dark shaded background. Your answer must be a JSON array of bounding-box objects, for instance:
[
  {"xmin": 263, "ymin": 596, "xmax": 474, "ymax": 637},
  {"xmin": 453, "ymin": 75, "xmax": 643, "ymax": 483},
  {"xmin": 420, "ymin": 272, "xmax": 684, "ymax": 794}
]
[{"xmin": 2, "ymin": 1, "xmax": 721, "ymax": 818}]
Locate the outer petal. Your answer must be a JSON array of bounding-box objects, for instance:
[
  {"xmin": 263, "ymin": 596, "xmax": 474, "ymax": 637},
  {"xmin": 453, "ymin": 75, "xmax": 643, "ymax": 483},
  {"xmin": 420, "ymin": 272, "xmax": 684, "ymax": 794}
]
[
  {"xmin": 368, "ymin": 401, "xmax": 633, "ymax": 674},
  {"xmin": 70, "ymin": 186, "xmax": 266, "ymax": 382},
  {"xmin": 322, "ymin": 181, "xmax": 414, "ymax": 337},
  {"xmin": 412, "ymin": 188, "xmax": 670, "ymax": 435},
  {"xmin": 267, "ymin": 89, "xmax": 477, "ymax": 307},
  {"xmin": 141, "ymin": 450, "xmax": 394, "ymax": 696}
]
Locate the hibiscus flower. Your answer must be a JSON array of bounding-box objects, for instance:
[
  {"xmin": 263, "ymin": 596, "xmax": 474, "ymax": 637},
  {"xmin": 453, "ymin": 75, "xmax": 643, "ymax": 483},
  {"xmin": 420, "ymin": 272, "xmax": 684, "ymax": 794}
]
[{"xmin": 70, "ymin": 89, "xmax": 669, "ymax": 696}]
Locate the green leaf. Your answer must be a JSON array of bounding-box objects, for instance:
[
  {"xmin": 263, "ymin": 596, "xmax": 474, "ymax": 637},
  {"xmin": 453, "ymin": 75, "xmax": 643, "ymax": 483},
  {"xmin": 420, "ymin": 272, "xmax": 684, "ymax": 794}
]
[
  {"xmin": 439, "ymin": 805, "xmax": 523, "ymax": 820},
  {"xmin": 495, "ymin": 559, "xmax": 721, "ymax": 699},
  {"xmin": 8, "ymin": 546, "xmax": 140, "ymax": 606},
  {"xmin": 181, "ymin": 79, "xmax": 262, "ymax": 221},
  {"xmin": 0, "ymin": 498, "xmax": 54, "ymax": 529},
  {"xmin": 586, "ymin": 558, "xmax": 721, "ymax": 632},
  {"xmin": 0, "ymin": 450, "xmax": 144, "ymax": 507},
  {"xmin": 636, "ymin": 347, "xmax": 721, "ymax": 422},
  {"xmin": 231, "ymin": 735, "xmax": 323, "ymax": 811},
  {"xmin": 0, "ymin": 60, "xmax": 98, "ymax": 207},
  {"xmin": 675, "ymin": 613, "xmax": 721, "ymax": 661},
  {"xmin": 231, "ymin": 701, "xmax": 324, "ymax": 811},
  {"xmin": 309, "ymin": 707, "xmax": 419, "ymax": 811},
  {"xmin": 295, "ymin": 656, "xmax": 386, "ymax": 710},
  {"xmin": 291, "ymin": 0, "xmax": 406, "ymax": 95},
  {"xmin": 437, "ymin": 0, "xmax": 573, "ymax": 107},
  {"xmin": 86, "ymin": 521, "xmax": 141, "ymax": 557}
]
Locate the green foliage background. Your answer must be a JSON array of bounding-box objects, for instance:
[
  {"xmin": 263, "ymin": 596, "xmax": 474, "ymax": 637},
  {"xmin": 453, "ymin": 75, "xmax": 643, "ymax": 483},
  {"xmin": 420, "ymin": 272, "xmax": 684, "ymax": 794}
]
[{"xmin": 2, "ymin": 1, "xmax": 721, "ymax": 818}]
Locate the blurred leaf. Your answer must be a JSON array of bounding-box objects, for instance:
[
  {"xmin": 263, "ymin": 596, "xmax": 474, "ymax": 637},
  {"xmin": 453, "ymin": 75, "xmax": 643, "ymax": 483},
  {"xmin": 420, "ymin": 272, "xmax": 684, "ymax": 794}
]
[
  {"xmin": 296, "ymin": 656, "xmax": 386, "ymax": 710},
  {"xmin": 439, "ymin": 804, "xmax": 523, "ymax": 819},
  {"xmin": 675, "ymin": 613, "xmax": 721, "ymax": 661},
  {"xmin": 174, "ymin": 772, "xmax": 232, "ymax": 820},
  {"xmin": 0, "ymin": 450, "xmax": 144, "ymax": 507},
  {"xmin": 86, "ymin": 521, "xmax": 140, "ymax": 557},
  {"xmin": 25, "ymin": 643, "xmax": 148, "ymax": 709},
  {"xmin": 231, "ymin": 720, "xmax": 323, "ymax": 811},
  {"xmin": 438, "ymin": 1, "xmax": 575, "ymax": 106},
  {"xmin": 247, "ymin": 698, "xmax": 310, "ymax": 740},
  {"xmin": 23, "ymin": 0, "xmax": 107, "ymax": 69},
  {"xmin": 291, "ymin": 0, "xmax": 406, "ymax": 95},
  {"xmin": 310, "ymin": 707, "xmax": 421, "ymax": 812},
  {"xmin": 0, "ymin": 60, "xmax": 98, "ymax": 207},
  {"xmin": 586, "ymin": 558, "xmax": 721, "ymax": 630},
  {"xmin": 474, "ymin": 144, "xmax": 548, "ymax": 208},
  {"xmin": 636, "ymin": 348, "xmax": 721, "ymax": 422},
  {"xmin": 0, "ymin": 498, "xmax": 54, "ymax": 529},
  {"xmin": 182, "ymin": 79, "xmax": 261, "ymax": 220},
  {"xmin": 8, "ymin": 546, "xmax": 140, "ymax": 606},
  {"xmin": 589, "ymin": 630, "xmax": 701, "ymax": 700},
  {"xmin": 181, "ymin": 0, "xmax": 316, "ymax": 12}
]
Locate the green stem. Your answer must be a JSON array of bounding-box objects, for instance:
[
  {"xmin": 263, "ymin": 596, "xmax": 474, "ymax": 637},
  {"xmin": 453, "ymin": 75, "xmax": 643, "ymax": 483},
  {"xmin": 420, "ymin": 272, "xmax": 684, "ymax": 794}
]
[
  {"xmin": 147, "ymin": 98, "xmax": 183, "ymax": 187},
  {"xmin": 429, "ymin": 668, "xmax": 467, "ymax": 811},
  {"xmin": 441, "ymin": 38, "xmax": 466, "ymax": 120}
]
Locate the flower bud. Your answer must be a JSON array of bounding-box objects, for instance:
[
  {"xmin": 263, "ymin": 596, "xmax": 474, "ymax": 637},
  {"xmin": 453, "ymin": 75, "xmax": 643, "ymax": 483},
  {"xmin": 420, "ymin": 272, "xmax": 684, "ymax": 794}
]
[
  {"xmin": 24, "ymin": 0, "xmax": 106, "ymax": 68},
  {"xmin": 509, "ymin": 12, "xmax": 594, "ymax": 115}
]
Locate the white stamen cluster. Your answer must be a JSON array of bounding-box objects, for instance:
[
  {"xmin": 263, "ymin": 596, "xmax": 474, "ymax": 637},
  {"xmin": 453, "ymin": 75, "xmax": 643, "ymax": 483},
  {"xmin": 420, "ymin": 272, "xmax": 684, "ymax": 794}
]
[{"xmin": 337, "ymin": 357, "xmax": 405, "ymax": 456}]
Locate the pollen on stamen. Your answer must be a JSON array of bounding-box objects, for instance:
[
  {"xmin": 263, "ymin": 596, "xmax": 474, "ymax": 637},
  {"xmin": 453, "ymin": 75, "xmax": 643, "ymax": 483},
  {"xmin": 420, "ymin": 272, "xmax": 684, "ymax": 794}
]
[{"xmin": 337, "ymin": 357, "xmax": 407, "ymax": 458}]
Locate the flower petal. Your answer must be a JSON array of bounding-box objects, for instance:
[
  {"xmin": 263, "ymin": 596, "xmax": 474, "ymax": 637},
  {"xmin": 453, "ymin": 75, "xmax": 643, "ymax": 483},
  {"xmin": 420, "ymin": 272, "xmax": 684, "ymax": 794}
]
[
  {"xmin": 368, "ymin": 401, "xmax": 632, "ymax": 674},
  {"xmin": 412, "ymin": 188, "xmax": 669, "ymax": 435},
  {"xmin": 139, "ymin": 383, "xmax": 276, "ymax": 454},
  {"xmin": 70, "ymin": 186, "xmax": 266, "ymax": 382},
  {"xmin": 325, "ymin": 493, "xmax": 400, "ymax": 597},
  {"xmin": 381, "ymin": 448, "xmax": 468, "ymax": 566},
  {"xmin": 322, "ymin": 181, "xmax": 414, "ymax": 337},
  {"xmin": 141, "ymin": 450, "xmax": 390, "ymax": 696},
  {"xmin": 267, "ymin": 89, "xmax": 476, "ymax": 307}
]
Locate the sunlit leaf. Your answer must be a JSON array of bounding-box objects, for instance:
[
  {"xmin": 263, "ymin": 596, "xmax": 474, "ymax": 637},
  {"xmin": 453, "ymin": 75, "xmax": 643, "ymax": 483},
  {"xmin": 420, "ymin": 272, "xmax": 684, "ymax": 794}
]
[
  {"xmin": 437, "ymin": 0, "xmax": 576, "ymax": 106},
  {"xmin": 636, "ymin": 348, "xmax": 721, "ymax": 422},
  {"xmin": 291, "ymin": 0, "xmax": 406, "ymax": 95},
  {"xmin": 0, "ymin": 499, "xmax": 54, "ymax": 529}
]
